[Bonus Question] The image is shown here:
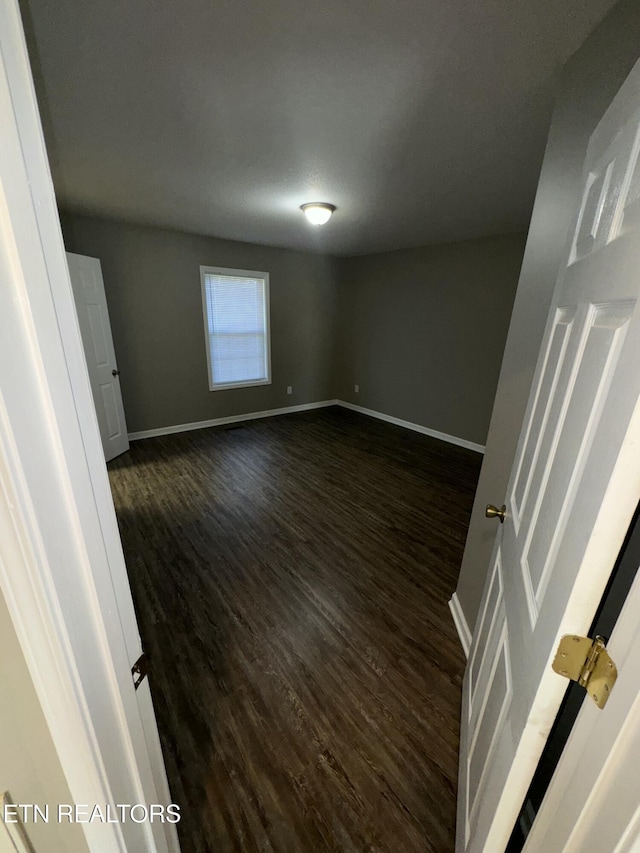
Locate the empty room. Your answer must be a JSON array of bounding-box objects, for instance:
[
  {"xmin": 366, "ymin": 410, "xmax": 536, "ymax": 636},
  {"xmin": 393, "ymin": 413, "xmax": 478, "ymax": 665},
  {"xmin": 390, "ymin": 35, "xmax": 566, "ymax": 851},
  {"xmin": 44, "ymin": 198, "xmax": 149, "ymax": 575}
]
[{"xmin": 4, "ymin": 0, "xmax": 640, "ymax": 851}]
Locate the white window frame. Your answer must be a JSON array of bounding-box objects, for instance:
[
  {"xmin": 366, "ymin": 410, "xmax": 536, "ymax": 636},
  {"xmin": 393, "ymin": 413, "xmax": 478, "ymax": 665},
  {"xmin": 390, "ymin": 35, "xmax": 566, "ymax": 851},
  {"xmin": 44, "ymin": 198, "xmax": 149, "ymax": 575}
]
[{"xmin": 200, "ymin": 265, "xmax": 272, "ymax": 392}]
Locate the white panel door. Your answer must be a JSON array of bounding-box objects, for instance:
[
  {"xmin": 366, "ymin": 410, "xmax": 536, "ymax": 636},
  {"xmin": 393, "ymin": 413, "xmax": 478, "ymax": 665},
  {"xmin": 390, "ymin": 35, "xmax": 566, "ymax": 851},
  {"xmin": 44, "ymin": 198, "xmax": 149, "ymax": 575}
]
[
  {"xmin": 67, "ymin": 252, "xmax": 129, "ymax": 461},
  {"xmin": 457, "ymin": 57, "xmax": 640, "ymax": 852}
]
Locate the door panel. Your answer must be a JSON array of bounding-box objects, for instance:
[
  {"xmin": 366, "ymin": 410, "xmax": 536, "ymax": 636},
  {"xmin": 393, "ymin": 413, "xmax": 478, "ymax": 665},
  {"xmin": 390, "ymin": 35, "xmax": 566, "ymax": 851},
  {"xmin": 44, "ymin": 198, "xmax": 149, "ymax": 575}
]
[
  {"xmin": 457, "ymin": 57, "xmax": 640, "ymax": 852},
  {"xmin": 469, "ymin": 550, "xmax": 504, "ymax": 707},
  {"xmin": 464, "ymin": 546, "xmax": 512, "ymax": 845},
  {"xmin": 511, "ymin": 308, "xmax": 574, "ymax": 531},
  {"xmin": 522, "ymin": 301, "xmax": 632, "ymax": 619}
]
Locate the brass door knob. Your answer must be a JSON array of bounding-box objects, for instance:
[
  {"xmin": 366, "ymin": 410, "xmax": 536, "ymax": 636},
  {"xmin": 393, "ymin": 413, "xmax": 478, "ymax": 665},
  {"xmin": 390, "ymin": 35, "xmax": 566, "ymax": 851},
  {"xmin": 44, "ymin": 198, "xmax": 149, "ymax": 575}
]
[{"xmin": 486, "ymin": 504, "xmax": 506, "ymax": 523}]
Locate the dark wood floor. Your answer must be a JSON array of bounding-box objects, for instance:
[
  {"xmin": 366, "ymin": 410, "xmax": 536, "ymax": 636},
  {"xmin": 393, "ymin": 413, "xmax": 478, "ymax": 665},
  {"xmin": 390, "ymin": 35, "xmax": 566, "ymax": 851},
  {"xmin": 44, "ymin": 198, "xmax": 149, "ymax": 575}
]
[{"xmin": 108, "ymin": 407, "xmax": 481, "ymax": 853}]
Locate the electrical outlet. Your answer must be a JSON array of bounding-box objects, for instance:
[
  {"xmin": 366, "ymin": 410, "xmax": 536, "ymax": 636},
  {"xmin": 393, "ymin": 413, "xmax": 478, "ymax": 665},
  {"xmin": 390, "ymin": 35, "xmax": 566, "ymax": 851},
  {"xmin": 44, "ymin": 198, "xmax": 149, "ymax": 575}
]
[
  {"xmin": 354, "ymin": 384, "xmax": 359, "ymax": 393},
  {"xmin": 286, "ymin": 385, "xmax": 293, "ymax": 395}
]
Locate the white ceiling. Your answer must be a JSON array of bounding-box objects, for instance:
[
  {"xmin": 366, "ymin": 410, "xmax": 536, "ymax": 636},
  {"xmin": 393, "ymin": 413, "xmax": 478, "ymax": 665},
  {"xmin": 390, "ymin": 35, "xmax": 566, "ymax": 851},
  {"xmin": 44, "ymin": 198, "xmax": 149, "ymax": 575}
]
[{"xmin": 25, "ymin": 0, "xmax": 617, "ymax": 256}]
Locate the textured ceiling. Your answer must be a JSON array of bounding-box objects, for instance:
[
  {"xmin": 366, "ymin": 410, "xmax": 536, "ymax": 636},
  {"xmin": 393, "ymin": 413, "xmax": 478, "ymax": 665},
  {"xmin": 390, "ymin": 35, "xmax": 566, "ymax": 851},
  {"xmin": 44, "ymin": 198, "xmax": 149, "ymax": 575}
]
[{"xmin": 24, "ymin": 0, "xmax": 617, "ymax": 255}]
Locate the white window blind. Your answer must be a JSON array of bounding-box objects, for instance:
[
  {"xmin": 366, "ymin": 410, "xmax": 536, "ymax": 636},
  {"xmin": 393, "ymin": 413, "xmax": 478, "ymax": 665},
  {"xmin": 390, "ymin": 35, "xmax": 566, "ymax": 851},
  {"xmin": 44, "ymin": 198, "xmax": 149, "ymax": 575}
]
[{"xmin": 200, "ymin": 267, "xmax": 271, "ymax": 390}]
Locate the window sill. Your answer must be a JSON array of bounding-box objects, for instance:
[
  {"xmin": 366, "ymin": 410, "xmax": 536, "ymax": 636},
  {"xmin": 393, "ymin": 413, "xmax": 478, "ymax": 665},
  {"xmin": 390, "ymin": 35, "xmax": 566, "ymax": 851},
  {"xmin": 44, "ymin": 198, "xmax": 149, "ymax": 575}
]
[{"xmin": 208, "ymin": 379, "xmax": 272, "ymax": 392}]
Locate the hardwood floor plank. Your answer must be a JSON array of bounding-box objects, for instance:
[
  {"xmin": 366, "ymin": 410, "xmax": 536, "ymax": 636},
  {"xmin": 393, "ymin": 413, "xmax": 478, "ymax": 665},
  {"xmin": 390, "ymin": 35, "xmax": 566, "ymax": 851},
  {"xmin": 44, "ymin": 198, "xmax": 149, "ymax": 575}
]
[{"xmin": 108, "ymin": 406, "xmax": 481, "ymax": 852}]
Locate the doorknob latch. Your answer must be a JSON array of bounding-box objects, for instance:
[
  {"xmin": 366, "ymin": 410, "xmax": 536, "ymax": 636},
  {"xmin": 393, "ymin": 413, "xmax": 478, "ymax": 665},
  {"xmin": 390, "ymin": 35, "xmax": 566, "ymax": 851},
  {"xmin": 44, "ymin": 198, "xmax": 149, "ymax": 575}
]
[{"xmin": 485, "ymin": 504, "xmax": 506, "ymax": 523}]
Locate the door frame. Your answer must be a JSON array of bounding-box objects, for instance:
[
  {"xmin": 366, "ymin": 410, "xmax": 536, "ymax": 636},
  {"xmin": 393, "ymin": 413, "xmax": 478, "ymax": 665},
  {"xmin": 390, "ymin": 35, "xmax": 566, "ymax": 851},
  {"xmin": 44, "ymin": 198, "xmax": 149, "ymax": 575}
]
[
  {"xmin": 523, "ymin": 560, "xmax": 640, "ymax": 850},
  {"xmin": 0, "ymin": 1, "xmax": 175, "ymax": 850}
]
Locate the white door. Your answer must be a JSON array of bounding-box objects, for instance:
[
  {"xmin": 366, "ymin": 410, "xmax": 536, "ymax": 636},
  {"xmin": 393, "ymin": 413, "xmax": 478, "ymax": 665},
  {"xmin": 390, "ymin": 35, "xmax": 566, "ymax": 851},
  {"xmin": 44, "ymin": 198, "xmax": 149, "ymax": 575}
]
[
  {"xmin": 523, "ymin": 564, "xmax": 640, "ymax": 851},
  {"xmin": 67, "ymin": 252, "xmax": 129, "ymax": 462},
  {"xmin": 0, "ymin": 0, "xmax": 179, "ymax": 850},
  {"xmin": 457, "ymin": 57, "xmax": 640, "ymax": 851}
]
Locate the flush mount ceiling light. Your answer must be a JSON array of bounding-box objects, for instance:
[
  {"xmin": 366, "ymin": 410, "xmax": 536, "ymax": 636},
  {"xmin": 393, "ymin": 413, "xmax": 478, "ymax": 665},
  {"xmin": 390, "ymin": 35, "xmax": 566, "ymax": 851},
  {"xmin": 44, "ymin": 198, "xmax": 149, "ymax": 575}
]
[{"xmin": 300, "ymin": 202, "xmax": 336, "ymax": 226}]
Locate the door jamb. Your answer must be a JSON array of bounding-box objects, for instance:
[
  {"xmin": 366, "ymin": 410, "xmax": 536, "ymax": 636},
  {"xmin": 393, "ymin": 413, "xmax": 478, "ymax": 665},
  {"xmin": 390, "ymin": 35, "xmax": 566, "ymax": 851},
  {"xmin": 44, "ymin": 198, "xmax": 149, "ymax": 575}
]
[{"xmin": 0, "ymin": 1, "xmax": 169, "ymax": 849}]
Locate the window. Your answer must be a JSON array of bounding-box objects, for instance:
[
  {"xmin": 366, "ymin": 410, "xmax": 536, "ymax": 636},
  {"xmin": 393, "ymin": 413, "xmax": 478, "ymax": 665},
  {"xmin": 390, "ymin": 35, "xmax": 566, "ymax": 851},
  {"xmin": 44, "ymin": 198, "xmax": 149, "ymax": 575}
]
[{"xmin": 200, "ymin": 266, "xmax": 271, "ymax": 391}]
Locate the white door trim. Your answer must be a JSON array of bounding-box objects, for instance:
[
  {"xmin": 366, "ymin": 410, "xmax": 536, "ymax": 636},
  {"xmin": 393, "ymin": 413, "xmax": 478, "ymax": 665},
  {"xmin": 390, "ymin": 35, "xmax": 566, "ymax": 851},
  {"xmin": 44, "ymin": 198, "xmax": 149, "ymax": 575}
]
[
  {"xmin": 0, "ymin": 1, "xmax": 175, "ymax": 849},
  {"xmin": 0, "ymin": 398, "xmax": 124, "ymax": 851}
]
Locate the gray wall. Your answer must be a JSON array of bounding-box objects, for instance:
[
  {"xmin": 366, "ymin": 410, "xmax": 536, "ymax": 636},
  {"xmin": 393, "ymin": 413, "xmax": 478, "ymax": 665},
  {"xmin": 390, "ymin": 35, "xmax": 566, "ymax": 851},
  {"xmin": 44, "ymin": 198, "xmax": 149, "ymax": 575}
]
[
  {"xmin": 0, "ymin": 590, "xmax": 88, "ymax": 853},
  {"xmin": 60, "ymin": 213, "xmax": 340, "ymax": 434},
  {"xmin": 62, "ymin": 214, "xmax": 525, "ymax": 444},
  {"xmin": 334, "ymin": 234, "xmax": 526, "ymax": 447},
  {"xmin": 455, "ymin": 0, "xmax": 640, "ymax": 630}
]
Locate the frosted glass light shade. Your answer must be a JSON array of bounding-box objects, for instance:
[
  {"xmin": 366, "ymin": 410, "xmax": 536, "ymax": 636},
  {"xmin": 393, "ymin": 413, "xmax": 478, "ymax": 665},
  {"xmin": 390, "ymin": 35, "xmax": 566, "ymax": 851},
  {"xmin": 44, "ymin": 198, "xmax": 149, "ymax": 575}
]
[{"xmin": 300, "ymin": 202, "xmax": 335, "ymax": 225}]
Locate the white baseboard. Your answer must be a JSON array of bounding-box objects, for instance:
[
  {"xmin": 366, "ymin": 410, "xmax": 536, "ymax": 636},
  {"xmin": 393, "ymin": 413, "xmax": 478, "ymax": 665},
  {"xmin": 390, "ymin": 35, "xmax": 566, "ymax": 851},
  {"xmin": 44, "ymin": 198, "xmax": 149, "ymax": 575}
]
[
  {"xmin": 449, "ymin": 593, "xmax": 472, "ymax": 658},
  {"xmin": 128, "ymin": 400, "xmax": 339, "ymax": 441},
  {"xmin": 129, "ymin": 398, "xmax": 486, "ymax": 453},
  {"xmin": 335, "ymin": 401, "xmax": 485, "ymax": 454}
]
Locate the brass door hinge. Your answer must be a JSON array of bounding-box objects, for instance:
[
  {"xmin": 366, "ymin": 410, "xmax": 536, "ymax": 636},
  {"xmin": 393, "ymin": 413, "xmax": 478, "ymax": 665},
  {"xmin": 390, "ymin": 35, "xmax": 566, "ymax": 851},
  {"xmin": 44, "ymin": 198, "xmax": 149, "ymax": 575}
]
[
  {"xmin": 552, "ymin": 635, "xmax": 617, "ymax": 709},
  {"xmin": 131, "ymin": 653, "xmax": 148, "ymax": 690}
]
